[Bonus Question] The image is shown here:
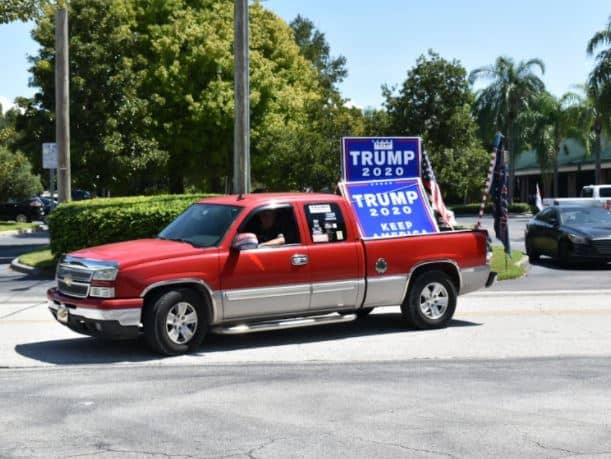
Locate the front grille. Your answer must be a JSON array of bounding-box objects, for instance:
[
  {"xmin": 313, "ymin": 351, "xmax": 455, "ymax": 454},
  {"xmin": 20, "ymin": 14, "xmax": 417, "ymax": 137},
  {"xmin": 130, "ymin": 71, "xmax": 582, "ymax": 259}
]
[
  {"xmin": 592, "ymin": 239, "xmax": 611, "ymax": 256},
  {"xmin": 57, "ymin": 264, "xmax": 93, "ymax": 298}
]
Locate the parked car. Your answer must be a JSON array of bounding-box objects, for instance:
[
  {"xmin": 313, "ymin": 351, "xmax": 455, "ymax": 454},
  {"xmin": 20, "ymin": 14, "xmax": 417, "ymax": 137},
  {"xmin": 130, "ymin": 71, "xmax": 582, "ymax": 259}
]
[
  {"xmin": 71, "ymin": 189, "xmax": 92, "ymax": 200},
  {"xmin": 39, "ymin": 197, "xmax": 57, "ymax": 216},
  {"xmin": 48, "ymin": 192, "xmax": 495, "ymax": 355},
  {"xmin": 0, "ymin": 198, "xmax": 45, "ymax": 223},
  {"xmin": 542, "ymin": 184, "xmax": 611, "ymax": 209},
  {"xmin": 525, "ymin": 205, "xmax": 611, "ymax": 266}
]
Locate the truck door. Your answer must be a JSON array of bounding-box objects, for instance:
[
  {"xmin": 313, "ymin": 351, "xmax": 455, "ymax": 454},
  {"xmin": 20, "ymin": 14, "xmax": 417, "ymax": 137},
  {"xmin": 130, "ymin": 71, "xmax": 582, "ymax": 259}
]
[
  {"xmin": 220, "ymin": 204, "xmax": 311, "ymax": 320},
  {"xmin": 302, "ymin": 202, "xmax": 364, "ymax": 311}
]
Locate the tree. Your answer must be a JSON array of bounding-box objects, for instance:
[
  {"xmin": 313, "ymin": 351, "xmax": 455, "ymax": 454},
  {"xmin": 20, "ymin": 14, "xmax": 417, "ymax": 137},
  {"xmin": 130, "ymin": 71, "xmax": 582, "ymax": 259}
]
[
  {"xmin": 0, "ymin": 0, "xmax": 46, "ymax": 23},
  {"xmin": 586, "ymin": 16, "xmax": 611, "ymax": 184},
  {"xmin": 383, "ymin": 50, "xmax": 488, "ymax": 202},
  {"xmin": 289, "ymin": 15, "xmax": 347, "ymax": 95},
  {"xmin": 0, "ymin": 146, "xmax": 43, "ymax": 201},
  {"xmin": 18, "ymin": 0, "xmax": 323, "ymax": 195},
  {"xmin": 469, "ymin": 56, "xmax": 545, "ymax": 201}
]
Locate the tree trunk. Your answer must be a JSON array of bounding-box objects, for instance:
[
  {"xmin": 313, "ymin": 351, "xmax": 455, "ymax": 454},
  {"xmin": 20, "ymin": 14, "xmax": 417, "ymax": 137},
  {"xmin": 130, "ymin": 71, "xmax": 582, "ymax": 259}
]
[{"xmin": 594, "ymin": 118, "xmax": 602, "ymax": 185}]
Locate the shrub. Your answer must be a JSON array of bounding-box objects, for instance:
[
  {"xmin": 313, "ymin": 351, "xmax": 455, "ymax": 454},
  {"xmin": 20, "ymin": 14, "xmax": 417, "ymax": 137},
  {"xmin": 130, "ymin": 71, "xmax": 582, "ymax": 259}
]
[{"xmin": 48, "ymin": 194, "xmax": 214, "ymax": 256}]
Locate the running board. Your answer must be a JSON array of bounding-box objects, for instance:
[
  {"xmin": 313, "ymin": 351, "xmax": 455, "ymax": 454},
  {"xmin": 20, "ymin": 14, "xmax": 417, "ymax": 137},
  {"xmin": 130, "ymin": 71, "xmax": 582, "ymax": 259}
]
[{"xmin": 212, "ymin": 312, "xmax": 357, "ymax": 335}]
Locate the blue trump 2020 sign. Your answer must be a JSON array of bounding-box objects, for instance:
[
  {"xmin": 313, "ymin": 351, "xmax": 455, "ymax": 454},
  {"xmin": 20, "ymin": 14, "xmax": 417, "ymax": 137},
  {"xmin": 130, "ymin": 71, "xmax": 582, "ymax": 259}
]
[
  {"xmin": 342, "ymin": 137, "xmax": 421, "ymax": 182},
  {"xmin": 341, "ymin": 179, "xmax": 438, "ymax": 238}
]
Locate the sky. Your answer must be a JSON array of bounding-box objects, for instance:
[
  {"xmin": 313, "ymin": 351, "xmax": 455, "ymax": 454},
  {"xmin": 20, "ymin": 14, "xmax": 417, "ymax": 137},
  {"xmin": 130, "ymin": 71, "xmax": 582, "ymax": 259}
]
[{"xmin": 1, "ymin": 0, "xmax": 610, "ymax": 113}]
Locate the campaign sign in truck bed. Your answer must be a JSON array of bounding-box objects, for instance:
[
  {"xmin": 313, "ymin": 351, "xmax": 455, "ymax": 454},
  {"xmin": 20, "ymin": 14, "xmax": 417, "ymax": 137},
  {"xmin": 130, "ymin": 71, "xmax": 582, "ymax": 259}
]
[
  {"xmin": 342, "ymin": 137, "xmax": 421, "ymax": 182},
  {"xmin": 342, "ymin": 179, "xmax": 439, "ymax": 238}
]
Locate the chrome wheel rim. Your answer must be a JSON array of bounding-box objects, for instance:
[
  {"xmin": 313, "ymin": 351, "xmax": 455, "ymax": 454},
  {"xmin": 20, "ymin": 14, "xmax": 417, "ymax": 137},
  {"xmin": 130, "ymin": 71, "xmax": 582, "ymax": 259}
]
[
  {"xmin": 16, "ymin": 214, "xmax": 27, "ymax": 223},
  {"xmin": 419, "ymin": 282, "xmax": 449, "ymax": 320},
  {"xmin": 166, "ymin": 302, "xmax": 198, "ymax": 344}
]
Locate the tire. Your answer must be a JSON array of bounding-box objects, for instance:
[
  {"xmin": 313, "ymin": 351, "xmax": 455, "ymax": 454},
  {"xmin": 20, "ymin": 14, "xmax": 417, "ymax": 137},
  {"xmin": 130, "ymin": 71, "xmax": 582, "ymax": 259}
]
[
  {"xmin": 526, "ymin": 240, "xmax": 539, "ymax": 263},
  {"xmin": 355, "ymin": 307, "xmax": 373, "ymax": 319},
  {"xmin": 558, "ymin": 240, "xmax": 571, "ymax": 268},
  {"xmin": 143, "ymin": 288, "xmax": 208, "ymax": 356},
  {"xmin": 15, "ymin": 213, "xmax": 28, "ymax": 223},
  {"xmin": 401, "ymin": 270, "xmax": 457, "ymax": 330}
]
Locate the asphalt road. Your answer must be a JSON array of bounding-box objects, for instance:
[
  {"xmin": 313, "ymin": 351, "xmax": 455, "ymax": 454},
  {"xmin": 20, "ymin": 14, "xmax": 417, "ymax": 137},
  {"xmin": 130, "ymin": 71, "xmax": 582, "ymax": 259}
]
[{"xmin": 2, "ymin": 219, "xmax": 611, "ymax": 457}]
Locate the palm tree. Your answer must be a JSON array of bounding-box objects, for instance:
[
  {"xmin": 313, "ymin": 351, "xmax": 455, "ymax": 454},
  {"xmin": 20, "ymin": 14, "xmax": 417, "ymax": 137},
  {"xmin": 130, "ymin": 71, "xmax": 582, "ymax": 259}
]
[
  {"xmin": 586, "ymin": 16, "xmax": 611, "ymax": 184},
  {"xmin": 523, "ymin": 91, "xmax": 590, "ymax": 195},
  {"xmin": 469, "ymin": 57, "xmax": 545, "ymax": 201}
]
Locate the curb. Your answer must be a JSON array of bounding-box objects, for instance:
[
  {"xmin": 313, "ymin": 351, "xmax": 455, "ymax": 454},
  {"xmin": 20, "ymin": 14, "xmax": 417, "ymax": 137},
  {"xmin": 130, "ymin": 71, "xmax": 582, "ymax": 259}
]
[
  {"xmin": 0, "ymin": 225, "xmax": 47, "ymax": 237},
  {"xmin": 9, "ymin": 256, "xmax": 51, "ymax": 277}
]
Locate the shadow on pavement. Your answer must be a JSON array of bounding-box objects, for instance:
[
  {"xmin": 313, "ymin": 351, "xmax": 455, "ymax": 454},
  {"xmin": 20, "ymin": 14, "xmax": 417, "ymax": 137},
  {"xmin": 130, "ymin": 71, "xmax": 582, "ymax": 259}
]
[{"xmin": 14, "ymin": 313, "xmax": 481, "ymax": 365}]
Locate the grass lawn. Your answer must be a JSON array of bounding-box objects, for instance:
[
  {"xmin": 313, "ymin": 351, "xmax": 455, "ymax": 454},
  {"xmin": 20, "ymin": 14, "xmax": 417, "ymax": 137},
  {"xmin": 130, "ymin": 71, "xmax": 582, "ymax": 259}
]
[
  {"xmin": 491, "ymin": 246, "xmax": 525, "ymax": 280},
  {"xmin": 18, "ymin": 246, "xmax": 55, "ymax": 271},
  {"xmin": 0, "ymin": 221, "xmax": 36, "ymax": 232}
]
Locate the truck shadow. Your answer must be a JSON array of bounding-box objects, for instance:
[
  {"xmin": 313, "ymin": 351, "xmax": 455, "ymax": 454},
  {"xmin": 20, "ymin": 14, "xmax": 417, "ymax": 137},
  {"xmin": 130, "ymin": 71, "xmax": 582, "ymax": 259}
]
[{"xmin": 14, "ymin": 313, "xmax": 481, "ymax": 365}]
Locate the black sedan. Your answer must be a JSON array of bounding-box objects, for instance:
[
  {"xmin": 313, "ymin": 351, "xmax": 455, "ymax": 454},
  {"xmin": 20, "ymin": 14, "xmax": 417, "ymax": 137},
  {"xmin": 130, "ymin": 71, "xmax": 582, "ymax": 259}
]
[
  {"xmin": 0, "ymin": 198, "xmax": 45, "ymax": 223},
  {"xmin": 525, "ymin": 205, "xmax": 611, "ymax": 266}
]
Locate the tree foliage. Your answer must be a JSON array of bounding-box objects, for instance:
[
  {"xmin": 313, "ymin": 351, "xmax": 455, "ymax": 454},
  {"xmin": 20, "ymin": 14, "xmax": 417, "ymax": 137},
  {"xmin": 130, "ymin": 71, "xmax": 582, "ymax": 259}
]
[
  {"xmin": 17, "ymin": 0, "xmax": 327, "ymax": 195},
  {"xmin": 0, "ymin": 0, "xmax": 46, "ymax": 23},
  {"xmin": 0, "ymin": 146, "xmax": 43, "ymax": 201},
  {"xmin": 383, "ymin": 50, "xmax": 488, "ymax": 202}
]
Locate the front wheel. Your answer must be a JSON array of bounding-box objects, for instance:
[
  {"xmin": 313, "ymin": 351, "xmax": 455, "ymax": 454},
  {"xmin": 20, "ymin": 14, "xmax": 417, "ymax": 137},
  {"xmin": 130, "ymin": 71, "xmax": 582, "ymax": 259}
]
[
  {"xmin": 526, "ymin": 240, "xmax": 539, "ymax": 263},
  {"xmin": 143, "ymin": 288, "xmax": 207, "ymax": 356},
  {"xmin": 402, "ymin": 271, "xmax": 457, "ymax": 329},
  {"xmin": 15, "ymin": 213, "xmax": 28, "ymax": 223},
  {"xmin": 558, "ymin": 240, "xmax": 571, "ymax": 268}
]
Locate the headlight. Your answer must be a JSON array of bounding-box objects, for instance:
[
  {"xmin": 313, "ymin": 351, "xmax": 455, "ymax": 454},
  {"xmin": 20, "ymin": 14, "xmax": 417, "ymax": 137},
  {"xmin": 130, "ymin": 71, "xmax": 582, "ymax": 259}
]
[
  {"xmin": 90, "ymin": 286, "xmax": 115, "ymax": 298},
  {"xmin": 568, "ymin": 233, "xmax": 587, "ymax": 244},
  {"xmin": 92, "ymin": 267, "xmax": 119, "ymax": 281}
]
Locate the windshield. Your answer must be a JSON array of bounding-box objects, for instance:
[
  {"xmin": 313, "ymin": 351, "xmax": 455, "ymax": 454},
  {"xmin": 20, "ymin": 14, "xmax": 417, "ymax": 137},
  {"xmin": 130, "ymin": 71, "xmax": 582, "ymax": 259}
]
[
  {"xmin": 158, "ymin": 203, "xmax": 242, "ymax": 247},
  {"xmin": 559, "ymin": 207, "xmax": 611, "ymax": 226}
]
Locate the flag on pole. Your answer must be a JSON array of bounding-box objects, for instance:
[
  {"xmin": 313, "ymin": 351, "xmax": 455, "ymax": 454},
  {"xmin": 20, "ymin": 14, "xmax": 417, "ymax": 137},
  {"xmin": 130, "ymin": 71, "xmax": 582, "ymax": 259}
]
[
  {"xmin": 535, "ymin": 183, "xmax": 543, "ymax": 211},
  {"xmin": 490, "ymin": 133, "xmax": 511, "ymax": 254},
  {"xmin": 421, "ymin": 150, "xmax": 456, "ymax": 228}
]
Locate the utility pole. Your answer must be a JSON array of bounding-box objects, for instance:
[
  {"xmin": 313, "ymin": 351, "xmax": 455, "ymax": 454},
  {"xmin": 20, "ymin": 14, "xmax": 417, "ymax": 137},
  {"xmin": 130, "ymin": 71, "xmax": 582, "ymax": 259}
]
[
  {"xmin": 233, "ymin": 0, "xmax": 250, "ymax": 194},
  {"xmin": 55, "ymin": 7, "xmax": 71, "ymax": 203}
]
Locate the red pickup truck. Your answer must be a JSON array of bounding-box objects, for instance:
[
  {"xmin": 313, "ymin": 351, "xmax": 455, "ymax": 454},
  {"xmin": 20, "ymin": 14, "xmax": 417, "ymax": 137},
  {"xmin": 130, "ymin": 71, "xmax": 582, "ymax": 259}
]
[{"xmin": 48, "ymin": 193, "xmax": 495, "ymax": 355}]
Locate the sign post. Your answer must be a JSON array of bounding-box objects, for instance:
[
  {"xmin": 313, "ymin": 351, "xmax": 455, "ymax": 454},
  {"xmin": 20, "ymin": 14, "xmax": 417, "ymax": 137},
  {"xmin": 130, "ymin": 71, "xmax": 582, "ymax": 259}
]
[{"xmin": 42, "ymin": 142, "xmax": 57, "ymax": 199}]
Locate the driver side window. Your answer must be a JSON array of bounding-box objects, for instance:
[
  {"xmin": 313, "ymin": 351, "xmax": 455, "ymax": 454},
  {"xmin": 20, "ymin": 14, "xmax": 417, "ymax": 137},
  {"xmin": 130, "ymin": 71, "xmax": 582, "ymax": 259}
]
[{"xmin": 240, "ymin": 206, "xmax": 301, "ymax": 247}]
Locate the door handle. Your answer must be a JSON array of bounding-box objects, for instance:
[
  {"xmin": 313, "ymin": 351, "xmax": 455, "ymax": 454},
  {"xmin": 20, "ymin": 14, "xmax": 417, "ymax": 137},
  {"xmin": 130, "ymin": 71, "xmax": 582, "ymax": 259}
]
[{"xmin": 291, "ymin": 254, "xmax": 308, "ymax": 266}]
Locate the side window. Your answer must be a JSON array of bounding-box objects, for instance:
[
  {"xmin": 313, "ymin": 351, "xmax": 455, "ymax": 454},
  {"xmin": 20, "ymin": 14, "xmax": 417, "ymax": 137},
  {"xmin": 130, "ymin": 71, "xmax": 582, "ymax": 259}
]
[
  {"xmin": 599, "ymin": 188, "xmax": 611, "ymax": 198},
  {"xmin": 537, "ymin": 208, "xmax": 553, "ymax": 223},
  {"xmin": 304, "ymin": 203, "xmax": 348, "ymax": 244},
  {"xmin": 241, "ymin": 206, "xmax": 301, "ymax": 247},
  {"xmin": 581, "ymin": 187, "xmax": 594, "ymax": 198}
]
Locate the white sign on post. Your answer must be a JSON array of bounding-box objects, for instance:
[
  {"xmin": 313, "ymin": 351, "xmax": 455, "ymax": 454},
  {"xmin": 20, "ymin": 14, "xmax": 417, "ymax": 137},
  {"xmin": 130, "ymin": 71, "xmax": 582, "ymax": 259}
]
[{"xmin": 42, "ymin": 143, "xmax": 57, "ymax": 169}]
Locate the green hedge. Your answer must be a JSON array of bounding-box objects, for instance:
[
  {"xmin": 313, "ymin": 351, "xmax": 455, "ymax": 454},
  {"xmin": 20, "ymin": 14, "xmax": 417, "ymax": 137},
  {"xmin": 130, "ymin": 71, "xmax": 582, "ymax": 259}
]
[
  {"xmin": 450, "ymin": 202, "xmax": 533, "ymax": 215},
  {"xmin": 48, "ymin": 194, "xmax": 214, "ymax": 256}
]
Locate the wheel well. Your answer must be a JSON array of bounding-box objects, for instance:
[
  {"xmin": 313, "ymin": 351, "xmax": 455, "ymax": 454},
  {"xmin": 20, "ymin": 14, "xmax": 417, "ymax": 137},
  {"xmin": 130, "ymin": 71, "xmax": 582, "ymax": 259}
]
[
  {"xmin": 408, "ymin": 263, "xmax": 460, "ymax": 295},
  {"xmin": 142, "ymin": 283, "xmax": 214, "ymax": 324}
]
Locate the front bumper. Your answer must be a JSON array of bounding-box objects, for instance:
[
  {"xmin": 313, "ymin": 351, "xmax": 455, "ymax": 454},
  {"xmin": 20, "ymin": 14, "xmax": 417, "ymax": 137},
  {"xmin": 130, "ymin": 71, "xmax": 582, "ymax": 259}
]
[{"xmin": 47, "ymin": 288, "xmax": 142, "ymax": 339}]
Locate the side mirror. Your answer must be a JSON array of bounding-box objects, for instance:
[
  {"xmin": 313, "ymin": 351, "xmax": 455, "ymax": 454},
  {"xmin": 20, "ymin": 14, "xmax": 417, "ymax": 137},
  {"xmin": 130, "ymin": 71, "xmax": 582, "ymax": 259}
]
[
  {"xmin": 232, "ymin": 232, "xmax": 259, "ymax": 251},
  {"xmin": 549, "ymin": 218, "xmax": 558, "ymax": 227}
]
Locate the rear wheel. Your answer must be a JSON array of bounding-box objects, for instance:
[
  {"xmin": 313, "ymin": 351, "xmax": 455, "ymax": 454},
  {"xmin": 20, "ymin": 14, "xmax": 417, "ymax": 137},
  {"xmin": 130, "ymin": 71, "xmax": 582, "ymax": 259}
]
[
  {"xmin": 402, "ymin": 270, "xmax": 457, "ymax": 329},
  {"xmin": 355, "ymin": 307, "xmax": 373, "ymax": 319},
  {"xmin": 15, "ymin": 213, "xmax": 28, "ymax": 223},
  {"xmin": 143, "ymin": 288, "xmax": 207, "ymax": 356}
]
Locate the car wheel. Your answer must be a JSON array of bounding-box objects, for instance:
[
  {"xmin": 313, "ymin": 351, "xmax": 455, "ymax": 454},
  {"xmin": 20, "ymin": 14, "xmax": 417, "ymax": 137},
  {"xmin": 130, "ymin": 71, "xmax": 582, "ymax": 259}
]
[
  {"xmin": 15, "ymin": 213, "xmax": 28, "ymax": 223},
  {"xmin": 143, "ymin": 288, "xmax": 207, "ymax": 356},
  {"xmin": 526, "ymin": 240, "xmax": 539, "ymax": 263},
  {"xmin": 402, "ymin": 270, "xmax": 457, "ymax": 329},
  {"xmin": 558, "ymin": 240, "xmax": 571, "ymax": 268}
]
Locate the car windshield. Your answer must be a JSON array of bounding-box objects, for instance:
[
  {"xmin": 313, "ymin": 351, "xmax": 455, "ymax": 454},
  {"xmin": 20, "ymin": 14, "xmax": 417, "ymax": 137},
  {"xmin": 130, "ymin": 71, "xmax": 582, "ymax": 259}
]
[
  {"xmin": 158, "ymin": 203, "xmax": 242, "ymax": 248},
  {"xmin": 559, "ymin": 207, "xmax": 611, "ymax": 226}
]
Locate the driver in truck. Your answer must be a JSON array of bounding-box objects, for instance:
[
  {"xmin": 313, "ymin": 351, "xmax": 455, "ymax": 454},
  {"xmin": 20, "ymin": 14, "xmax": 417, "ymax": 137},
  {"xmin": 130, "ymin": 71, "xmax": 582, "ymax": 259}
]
[{"xmin": 256, "ymin": 209, "xmax": 286, "ymax": 247}]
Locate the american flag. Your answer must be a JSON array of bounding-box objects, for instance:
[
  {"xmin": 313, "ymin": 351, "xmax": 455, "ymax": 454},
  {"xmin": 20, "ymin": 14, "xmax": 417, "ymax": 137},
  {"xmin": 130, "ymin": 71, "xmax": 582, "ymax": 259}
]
[{"xmin": 421, "ymin": 150, "xmax": 456, "ymax": 228}]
